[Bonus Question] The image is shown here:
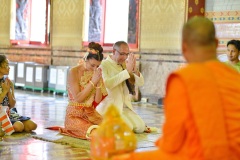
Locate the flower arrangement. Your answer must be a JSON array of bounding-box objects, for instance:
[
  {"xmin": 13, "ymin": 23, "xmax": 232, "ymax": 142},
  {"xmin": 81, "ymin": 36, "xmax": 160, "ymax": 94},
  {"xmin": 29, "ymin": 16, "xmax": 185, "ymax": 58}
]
[
  {"xmin": 87, "ymin": 48, "xmax": 99, "ymax": 54},
  {"xmin": 83, "ymin": 48, "xmax": 100, "ymax": 61}
]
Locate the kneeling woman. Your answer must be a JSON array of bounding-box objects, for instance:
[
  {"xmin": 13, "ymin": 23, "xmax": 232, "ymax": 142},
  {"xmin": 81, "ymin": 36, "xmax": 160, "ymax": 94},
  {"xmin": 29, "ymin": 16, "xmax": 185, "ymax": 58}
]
[
  {"xmin": 0, "ymin": 55, "xmax": 37, "ymax": 133},
  {"xmin": 60, "ymin": 42, "xmax": 107, "ymax": 139}
]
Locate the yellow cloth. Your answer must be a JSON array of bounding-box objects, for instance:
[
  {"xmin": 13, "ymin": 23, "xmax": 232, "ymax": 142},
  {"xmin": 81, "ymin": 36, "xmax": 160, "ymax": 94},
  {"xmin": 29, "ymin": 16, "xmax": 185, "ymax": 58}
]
[{"xmin": 97, "ymin": 55, "xmax": 144, "ymax": 115}]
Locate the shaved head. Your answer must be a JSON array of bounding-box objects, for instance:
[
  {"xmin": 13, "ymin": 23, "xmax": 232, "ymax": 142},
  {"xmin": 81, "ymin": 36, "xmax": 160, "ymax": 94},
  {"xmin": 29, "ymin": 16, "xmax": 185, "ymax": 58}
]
[
  {"xmin": 181, "ymin": 16, "xmax": 218, "ymax": 63},
  {"xmin": 182, "ymin": 16, "xmax": 216, "ymax": 46}
]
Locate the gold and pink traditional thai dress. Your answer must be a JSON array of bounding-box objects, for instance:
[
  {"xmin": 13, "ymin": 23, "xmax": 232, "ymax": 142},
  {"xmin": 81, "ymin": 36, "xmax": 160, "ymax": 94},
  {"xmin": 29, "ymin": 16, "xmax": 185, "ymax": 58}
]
[{"xmin": 60, "ymin": 70, "xmax": 107, "ymax": 139}]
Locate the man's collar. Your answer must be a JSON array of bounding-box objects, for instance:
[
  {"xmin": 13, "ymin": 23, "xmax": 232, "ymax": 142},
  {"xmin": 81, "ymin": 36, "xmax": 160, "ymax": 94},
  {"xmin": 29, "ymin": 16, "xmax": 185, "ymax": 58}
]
[{"xmin": 107, "ymin": 55, "xmax": 119, "ymax": 65}]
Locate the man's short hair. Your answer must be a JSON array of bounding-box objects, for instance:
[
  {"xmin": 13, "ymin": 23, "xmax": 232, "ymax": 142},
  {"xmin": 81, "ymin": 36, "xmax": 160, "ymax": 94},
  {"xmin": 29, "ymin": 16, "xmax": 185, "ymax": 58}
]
[{"xmin": 113, "ymin": 41, "xmax": 128, "ymax": 50}]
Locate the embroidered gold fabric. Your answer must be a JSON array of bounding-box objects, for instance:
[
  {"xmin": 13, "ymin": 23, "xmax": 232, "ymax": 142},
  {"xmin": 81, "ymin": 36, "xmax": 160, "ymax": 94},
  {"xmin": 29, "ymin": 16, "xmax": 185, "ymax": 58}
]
[
  {"xmin": 77, "ymin": 70, "xmax": 107, "ymax": 107},
  {"xmin": 68, "ymin": 101, "xmax": 92, "ymax": 108}
]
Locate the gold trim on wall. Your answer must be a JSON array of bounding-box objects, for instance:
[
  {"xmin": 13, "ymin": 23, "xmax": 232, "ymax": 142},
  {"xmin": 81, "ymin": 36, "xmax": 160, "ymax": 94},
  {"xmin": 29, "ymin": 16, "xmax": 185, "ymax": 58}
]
[
  {"xmin": 51, "ymin": 0, "xmax": 84, "ymax": 49},
  {"xmin": 185, "ymin": 0, "xmax": 189, "ymax": 21},
  {"xmin": 0, "ymin": 0, "xmax": 11, "ymax": 46},
  {"xmin": 195, "ymin": 0, "xmax": 199, "ymax": 5},
  {"xmin": 139, "ymin": 0, "xmax": 186, "ymax": 52}
]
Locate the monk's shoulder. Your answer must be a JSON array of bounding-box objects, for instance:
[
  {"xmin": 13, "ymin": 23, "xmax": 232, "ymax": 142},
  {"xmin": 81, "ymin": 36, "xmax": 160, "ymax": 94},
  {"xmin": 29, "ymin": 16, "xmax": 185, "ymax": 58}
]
[
  {"xmin": 172, "ymin": 64, "xmax": 199, "ymax": 76},
  {"xmin": 168, "ymin": 64, "xmax": 209, "ymax": 84}
]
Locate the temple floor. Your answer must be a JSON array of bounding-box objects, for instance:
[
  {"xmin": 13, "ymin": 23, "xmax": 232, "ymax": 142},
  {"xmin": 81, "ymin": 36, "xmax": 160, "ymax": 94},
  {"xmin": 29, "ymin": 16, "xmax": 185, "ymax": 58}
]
[{"xmin": 0, "ymin": 89, "xmax": 164, "ymax": 160}]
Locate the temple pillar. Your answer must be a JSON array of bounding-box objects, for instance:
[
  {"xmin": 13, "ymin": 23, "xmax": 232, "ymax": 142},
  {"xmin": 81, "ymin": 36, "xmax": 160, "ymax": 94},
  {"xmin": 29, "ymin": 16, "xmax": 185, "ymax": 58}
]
[
  {"xmin": 139, "ymin": 0, "xmax": 187, "ymax": 102},
  {"xmin": 0, "ymin": 0, "xmax": 12, "ymax": 46},
  {"xmin": 51, "ymin": 0, "xmax": 84, "ymax": 49}
]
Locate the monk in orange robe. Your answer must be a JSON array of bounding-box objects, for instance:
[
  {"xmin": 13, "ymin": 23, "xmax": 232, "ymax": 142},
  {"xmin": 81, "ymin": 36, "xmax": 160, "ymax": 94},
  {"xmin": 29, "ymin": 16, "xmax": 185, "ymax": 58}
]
[{"xmin": 112, "ymin": 16, "xmax": 240, "ymax": 160}]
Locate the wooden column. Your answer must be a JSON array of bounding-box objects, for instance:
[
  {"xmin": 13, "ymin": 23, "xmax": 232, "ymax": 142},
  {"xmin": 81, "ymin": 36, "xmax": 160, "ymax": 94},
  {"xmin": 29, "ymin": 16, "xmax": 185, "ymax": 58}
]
[{"xmin": 188, "ymin": 0, "xmax": 205, "ymax": 19}]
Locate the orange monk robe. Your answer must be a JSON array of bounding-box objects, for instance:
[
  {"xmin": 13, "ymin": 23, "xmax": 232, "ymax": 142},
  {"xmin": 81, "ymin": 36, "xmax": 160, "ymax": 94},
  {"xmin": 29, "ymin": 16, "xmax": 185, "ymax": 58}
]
[{"xmin": 114, "ymin": 61, "xmax": 240, "ymax": 160}]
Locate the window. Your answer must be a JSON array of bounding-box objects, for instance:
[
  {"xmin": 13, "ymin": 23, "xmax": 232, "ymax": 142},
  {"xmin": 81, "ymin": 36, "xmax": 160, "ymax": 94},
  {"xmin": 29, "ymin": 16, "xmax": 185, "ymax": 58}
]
[
  {"xmin": 10, "ymin": 0, "xmax": 50, "ymax": 45},
  {"xmin": 83, "ymin": 0, "xmax": 139, "ymax": 48}
]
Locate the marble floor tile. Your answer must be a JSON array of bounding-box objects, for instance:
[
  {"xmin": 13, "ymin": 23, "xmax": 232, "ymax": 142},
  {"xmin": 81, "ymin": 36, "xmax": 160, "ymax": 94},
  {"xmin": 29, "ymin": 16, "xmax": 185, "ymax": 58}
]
[{"xmin": 0, "ymin": 89, "xmax": 164, "ymax": 159}]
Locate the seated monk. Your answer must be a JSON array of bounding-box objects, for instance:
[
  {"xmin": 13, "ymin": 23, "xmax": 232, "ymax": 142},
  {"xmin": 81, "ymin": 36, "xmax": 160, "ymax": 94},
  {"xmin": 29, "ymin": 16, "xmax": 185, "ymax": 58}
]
[{"xmin": 112, "ymin": 16, "xmax": 240, "ymax": 160}]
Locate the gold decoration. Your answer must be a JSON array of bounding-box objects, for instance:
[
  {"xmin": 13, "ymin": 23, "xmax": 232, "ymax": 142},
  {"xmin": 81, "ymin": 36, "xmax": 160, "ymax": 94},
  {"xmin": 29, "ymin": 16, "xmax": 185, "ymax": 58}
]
[
  {"xmin": 78, "ymin": 70, "xmax": 95, "ymax": 105},
  {"xmin": 79, "ymin": 70, "xmax": 94, "ymax": 87},
  {"xmin": 52, "ymin": 0, "xmax": 84, "ymax": 48},
  {"xmin": 195, "ymin": 0, "xmax": 199, "ymax": 5},
  {"xmin": 68, "ymin": 101, "xmax": 92, "ymax": 108},
  {"xmin": 140, "ymin": 0, "xmax": 185, "ymax": 50},
  {"xmin": 0, "ymin": 121, "xmax": 5, "ymax": 141},
  {"xmin": 0, "ymin": 0, "xmax": 11, "ymax": 46},
  {"xmin": 91, "ymin": 104, "xmax": 137, "ymax": 159},
  {"xmin": 200, "ymin": 7, "xmax": 204, "ymax": 14},
  {"xmin": 189, "ymin": 7, "xmax": 193, "ymax": 13}
]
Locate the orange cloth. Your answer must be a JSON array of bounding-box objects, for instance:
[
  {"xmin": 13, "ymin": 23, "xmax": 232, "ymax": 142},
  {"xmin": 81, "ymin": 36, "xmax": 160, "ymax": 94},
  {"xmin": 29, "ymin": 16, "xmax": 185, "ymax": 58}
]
[
  {"xmin": 60, "ymin": 70, "xmax": 107, "ymax": 139},
  {"xmin": 121, "ymin": 61, "xmax": 240, "ymax": 160},
  {"xmin": 59, "ymin": 104, "xmax": 103, "ymax": 139},
  {"xmin": 0, "ymin": 106, "xmax": 14, "ymax": 135}
]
